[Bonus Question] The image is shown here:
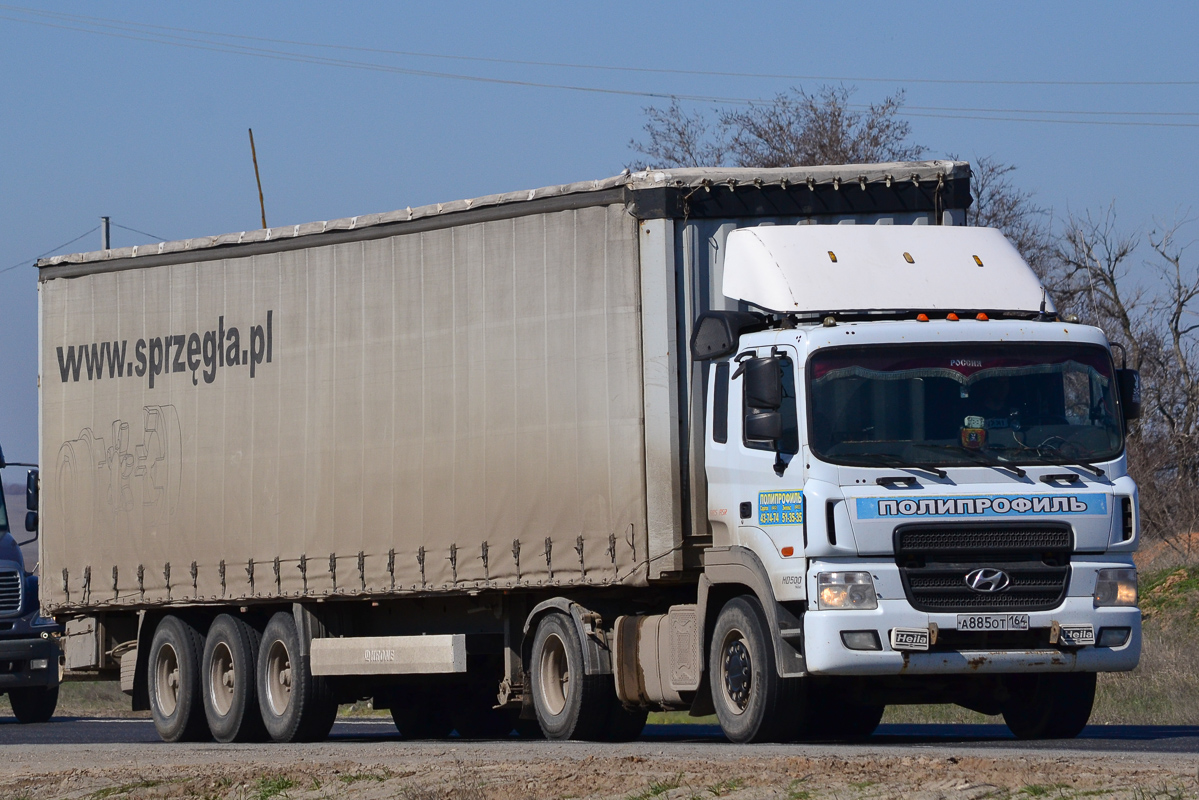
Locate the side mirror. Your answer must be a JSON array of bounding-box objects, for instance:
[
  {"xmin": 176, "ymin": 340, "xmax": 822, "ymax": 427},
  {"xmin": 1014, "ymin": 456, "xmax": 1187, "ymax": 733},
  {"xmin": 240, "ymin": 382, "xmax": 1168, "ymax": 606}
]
[
  {"xmin": 25, "ymin": 511, "xmax": 37, "ymax": 534},
  {"xmin": 742, "ymin": 357, "xmax": 782, "ymax": 410},
  {"xmin": 26, "ymin": 469, "xmax": 38, "ymax": 512},
  {"xmin": 1117, "ymin": 369, "xmax": 1141, "ymax": 421},
  {"xmin": 744, "ymin": 410, "xmax": 783, "ymax": 442},
  {"xmin": 690, "ymin": 311, "xmax": 769, "ymax": 361}
]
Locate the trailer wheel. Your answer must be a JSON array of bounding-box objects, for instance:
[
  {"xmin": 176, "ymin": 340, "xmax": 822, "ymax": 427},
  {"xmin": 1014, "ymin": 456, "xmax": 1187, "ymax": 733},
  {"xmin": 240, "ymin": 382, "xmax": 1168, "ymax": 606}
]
[
  {"xmin": 1001, "ymin": 672, "xmax": 1096, "ymax": 739},
  {"xmin": 148, "ymin": 615, "xmax": 209, "ymax": 742},
  {"xmin": 529, "ymin": 612, "xmax": 610, "ymax": 740},
  {"xmin": 257, "ymin": 611, "xmax": 337, "ymax": 743},
  {"xmin": 709, "ymin": 595, "xmax": 801, "ymax": 743},
  {"xmin": 389, "ymin": 689, "xmax": 454, "ymax": 739},
  {"xmin": 8, "ymin": 685, "xmax": 58, "ymax": 724},
  {"xmin": 203, "ymin": 614, "xmax": 267, "ymax": 743}
]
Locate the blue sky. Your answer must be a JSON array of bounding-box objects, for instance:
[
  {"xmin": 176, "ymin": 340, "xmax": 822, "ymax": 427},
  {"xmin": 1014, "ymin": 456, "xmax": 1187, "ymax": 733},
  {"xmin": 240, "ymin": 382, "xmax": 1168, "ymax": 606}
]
[{"xmin": 1, "ymin": 1, "xmax": 1196, "ymax": 463}]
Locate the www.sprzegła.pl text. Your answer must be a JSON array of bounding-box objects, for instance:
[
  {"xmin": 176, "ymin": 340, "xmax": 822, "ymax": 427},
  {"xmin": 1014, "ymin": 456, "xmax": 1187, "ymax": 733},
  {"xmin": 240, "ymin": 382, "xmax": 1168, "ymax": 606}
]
[{"xmin": 55, "ymin": 312, "xmax": 273, "ymax": 388}]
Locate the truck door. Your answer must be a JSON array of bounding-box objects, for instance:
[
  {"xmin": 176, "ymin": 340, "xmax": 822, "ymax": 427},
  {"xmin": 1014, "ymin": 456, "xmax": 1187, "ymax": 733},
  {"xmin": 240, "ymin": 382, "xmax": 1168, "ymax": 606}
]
[{"xmin": 706, "ymin": 345, "xmax": 804, "ymax": 557}]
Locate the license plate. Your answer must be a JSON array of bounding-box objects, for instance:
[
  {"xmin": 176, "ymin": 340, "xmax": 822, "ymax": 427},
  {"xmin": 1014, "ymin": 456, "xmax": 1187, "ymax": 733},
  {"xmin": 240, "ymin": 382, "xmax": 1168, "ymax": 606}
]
[
  {"xmin": 890, "ymin": 627, "xmax": 930, "ymax": 651},
  {"xmin": 1058, "ymin": 625, "xmax": 1095, "ymax": 646},
  {"xmin": 955, "ymin": 613, "xmax": 1030, "ymax": 632}
]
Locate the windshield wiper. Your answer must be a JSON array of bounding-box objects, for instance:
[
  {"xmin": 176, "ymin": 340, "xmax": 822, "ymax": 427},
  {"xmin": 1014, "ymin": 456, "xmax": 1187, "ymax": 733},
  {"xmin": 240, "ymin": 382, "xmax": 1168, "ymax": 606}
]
[
  {"xmin": 847, "ymin": 452, "xmax": 947, "ymax": 479},
  {"xmin": 909, "ymin": 444, "xmax": 1027, "ymax": 479}
]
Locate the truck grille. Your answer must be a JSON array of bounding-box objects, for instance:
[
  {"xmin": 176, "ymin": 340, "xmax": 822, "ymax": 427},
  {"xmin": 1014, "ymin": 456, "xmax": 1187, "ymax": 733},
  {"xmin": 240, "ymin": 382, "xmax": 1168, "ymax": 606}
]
[
  {"xmin": 895, "ymin": 524, "xmax": 1071, "ymax": 613},
  {"xmin": 0, "ymin": 570, "xmax": 22, "ymax": 616}
]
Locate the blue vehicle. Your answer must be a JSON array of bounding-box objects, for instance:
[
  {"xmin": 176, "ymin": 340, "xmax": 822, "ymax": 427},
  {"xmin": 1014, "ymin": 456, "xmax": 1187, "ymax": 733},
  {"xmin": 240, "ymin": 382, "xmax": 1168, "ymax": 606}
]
[{"xmin": 0, "ymin": 446, "xmax": 61, "ymax": 722}]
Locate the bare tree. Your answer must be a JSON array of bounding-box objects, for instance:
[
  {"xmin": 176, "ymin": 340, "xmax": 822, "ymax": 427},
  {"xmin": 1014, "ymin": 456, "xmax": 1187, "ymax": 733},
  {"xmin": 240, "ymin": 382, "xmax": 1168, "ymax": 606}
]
[
  {"xmin": 1057, "ymin": 208, "xmax": 1199, "ymax": 549},
  {"xmin": 630, "ymin": 86, "xmax": 922, "ymax": 170},
  {"xmin": 968, "ymin": 156, "xmax": 1054, "ymax": 279}
]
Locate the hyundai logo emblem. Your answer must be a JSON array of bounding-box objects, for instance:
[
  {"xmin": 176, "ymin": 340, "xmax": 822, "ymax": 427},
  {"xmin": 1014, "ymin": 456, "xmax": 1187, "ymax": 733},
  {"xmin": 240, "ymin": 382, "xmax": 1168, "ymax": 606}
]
[{"xmin": 964, "ymin": 567, "xmax": 1011, "ymax": 593}]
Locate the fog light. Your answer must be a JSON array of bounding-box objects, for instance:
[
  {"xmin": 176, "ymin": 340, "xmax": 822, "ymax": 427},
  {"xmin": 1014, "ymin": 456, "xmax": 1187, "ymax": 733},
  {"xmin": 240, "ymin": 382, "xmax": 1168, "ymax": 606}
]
[
  {"xmin": 840, "ymin": 630, "xmax": 882, "ymax": 651},
  {"xmin": 1094, "ymin": 568, "xmax": 1138, "ymax": 607},
  {"xmin": 1097, "ymin": 627, "xmax": 1131, "ymax": 648},
  {"xmin": 30, "ymin": 658, "xmax": 48, "ymax": 670},
  {"xmin": 817, "ymin": 572, "xmax": 878, "ymax": 610}
]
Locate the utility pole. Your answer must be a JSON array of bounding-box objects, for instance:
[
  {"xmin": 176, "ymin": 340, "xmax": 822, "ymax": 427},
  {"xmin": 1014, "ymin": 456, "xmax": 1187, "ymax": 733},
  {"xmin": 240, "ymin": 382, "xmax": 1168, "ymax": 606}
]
[
  {"xmin": 248, "ymin": 128, "xmax": 267, "ymax": 229},
  {"xmin": 101, "ymin": 216, "xmax": 110, "ymax": 250}
]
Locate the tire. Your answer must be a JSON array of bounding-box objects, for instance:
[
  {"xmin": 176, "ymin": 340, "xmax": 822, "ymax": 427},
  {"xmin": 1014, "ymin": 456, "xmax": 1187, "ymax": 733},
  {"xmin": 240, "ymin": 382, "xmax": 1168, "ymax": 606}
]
[
  {"xmin": 8, "ymin": 685, "xmax": 58, "ymax": 724},
  {"xmin": 604, "ymin": 702, "xmax": 648, "ymax": 742},
  {"xmin": 203, "ymin": 614, "xmax": 267, "ymax": 743},
  {"xmin": 709, "ymin": 595, "xmax": 802, "ymax": 744},
  {"xmin": 257, "ymin": 611, "xmax": 337, "ymax": 743},
  {"xmin": 148, "ymin": 615, "xmax": 210, "ymax": 742},
  {"xmin": 529, "ymin": 612, "xmax": 611, "ymax": 741},
  {"xmin": 1001, "ymin": 672, "xmax": 1096, "ymax": 740},
  {"xmin": 804, "ymin": 688, "xmax": 883, "ymax": 741},
  {"xmin": 389, "ymin": 691, "xmax": 454, "ymax": 739}
]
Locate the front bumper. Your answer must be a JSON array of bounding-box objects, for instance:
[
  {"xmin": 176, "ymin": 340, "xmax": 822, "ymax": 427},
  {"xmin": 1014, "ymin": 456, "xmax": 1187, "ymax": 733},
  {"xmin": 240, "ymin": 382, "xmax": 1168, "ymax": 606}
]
[
  {"xmin": 0, "ymin": 636, "xmax": 61, "ymax": 690},
  {"xmin": 803, "ymin": 566, "xmax": 1141, "ymax": 676}
]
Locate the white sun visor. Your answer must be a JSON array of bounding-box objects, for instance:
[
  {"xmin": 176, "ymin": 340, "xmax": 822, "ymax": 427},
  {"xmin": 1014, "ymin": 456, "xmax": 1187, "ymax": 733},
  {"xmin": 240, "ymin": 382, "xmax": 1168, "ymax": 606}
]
[{"xmin": 721, "ymin": 225, "xmax": 1052, "ymax": 316}]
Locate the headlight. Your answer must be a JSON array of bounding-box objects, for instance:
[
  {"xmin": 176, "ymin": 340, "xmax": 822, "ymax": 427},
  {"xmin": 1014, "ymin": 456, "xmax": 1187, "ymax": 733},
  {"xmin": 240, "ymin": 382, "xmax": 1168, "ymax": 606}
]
[
  {"xmin": 1094, "ymin": 568, "xmax": 1138, "ymax": 607},
  {"xmin": 817, "ymin": 572, "xmax": 878, "ymax": 610}
]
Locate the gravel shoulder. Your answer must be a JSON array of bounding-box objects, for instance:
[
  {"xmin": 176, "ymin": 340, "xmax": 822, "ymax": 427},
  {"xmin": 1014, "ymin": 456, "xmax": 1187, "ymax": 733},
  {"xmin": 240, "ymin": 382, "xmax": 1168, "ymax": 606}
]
[{"xmin": 2, "ymin": 736, "xmax": 1198, "ymax": 800}]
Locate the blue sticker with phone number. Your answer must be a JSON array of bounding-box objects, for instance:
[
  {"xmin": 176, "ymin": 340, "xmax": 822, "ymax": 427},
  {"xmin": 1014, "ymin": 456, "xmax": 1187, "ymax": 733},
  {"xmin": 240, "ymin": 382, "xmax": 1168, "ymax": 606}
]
[{"xmin": 759, "ymin": 491, "xmax": 804, "ymax": 526}]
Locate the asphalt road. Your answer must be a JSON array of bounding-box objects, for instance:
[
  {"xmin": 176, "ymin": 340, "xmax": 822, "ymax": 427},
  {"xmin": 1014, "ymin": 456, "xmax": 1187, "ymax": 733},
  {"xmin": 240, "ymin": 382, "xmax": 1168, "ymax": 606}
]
[{"xmin": 1, "ymin": 717, "xmax": 1197, "ymax": 755}]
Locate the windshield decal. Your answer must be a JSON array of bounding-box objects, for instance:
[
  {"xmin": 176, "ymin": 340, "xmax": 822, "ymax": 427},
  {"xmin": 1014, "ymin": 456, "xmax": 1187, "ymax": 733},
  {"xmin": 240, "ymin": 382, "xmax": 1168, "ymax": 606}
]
[
  {"xmin": 759, "ymin": 491, "xmax": 804, "ymax": 525},
  {"xmin": 855, "ymin": 494, "xmax": 1107, "ymax": 520}
]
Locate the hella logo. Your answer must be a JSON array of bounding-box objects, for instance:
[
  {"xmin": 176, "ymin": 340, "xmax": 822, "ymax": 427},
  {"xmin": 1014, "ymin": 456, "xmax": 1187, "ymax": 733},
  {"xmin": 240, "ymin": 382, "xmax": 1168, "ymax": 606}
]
[{"xmin": 964, "ymin": 568, "xmax": 1011, "ymax": 593}]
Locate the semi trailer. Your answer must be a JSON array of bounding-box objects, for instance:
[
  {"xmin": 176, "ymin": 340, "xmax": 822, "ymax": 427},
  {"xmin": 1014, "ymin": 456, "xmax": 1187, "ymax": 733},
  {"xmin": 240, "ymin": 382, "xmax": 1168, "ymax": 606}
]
[{"xmin": 36, "ymin": 161, "xmax": 1141, "ymax": 743}]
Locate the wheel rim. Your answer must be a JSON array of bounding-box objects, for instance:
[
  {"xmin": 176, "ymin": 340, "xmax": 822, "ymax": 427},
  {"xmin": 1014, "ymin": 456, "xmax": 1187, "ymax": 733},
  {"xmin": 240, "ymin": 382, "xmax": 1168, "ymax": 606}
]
[
  {"xmin": 265, "ymin": 638, "xmax": 293, "ymax": 717},
  {"xmin": 154, "ymin": 642, "xmax": 181, "ymax": 717},
  {"xmin": 208, "ymin": 641, "xmax": 236, "ymax": 717},
  {"xmin": 538, "ymin": 632, "xmax": 570, "ymax": 716},
  {"xmin": 720, "ymin": 628, "xmax": 752, "ymax": 715}
]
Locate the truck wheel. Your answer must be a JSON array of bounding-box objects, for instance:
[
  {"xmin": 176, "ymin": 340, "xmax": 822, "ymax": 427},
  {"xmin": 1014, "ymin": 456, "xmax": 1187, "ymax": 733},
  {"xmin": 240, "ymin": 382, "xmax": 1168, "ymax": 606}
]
[
  {"xmin": 529, "ymin": 612, "xmax": 610, "ymax": 741},
  {"xmin": 8, "ymin": 685, "xmax": 58, "ymax": 723},
  {"xmin": 709, "ymin": 595, "xmax": 801, "ymax": 743},
  {"xmin": 203, "ymin": 614, "xmax": 267, "ymax": 743},
  {"xmin": 804, "ymin": 691, "xmax": 884, "ymax": 741},
  {"xmin": 1002, "ymin": 672, "xmax": 1096, "ymax": 739},
  {"xmin": 148, "ymin": 615, "xmax": 209, "ymax": 742},
  {"xmin": 257, "ymin": 611, "xmax": 337, "ymax": 743},
  {"xmin": 604, "ymin": 702, "xmax": 648, "ymax": 742}
]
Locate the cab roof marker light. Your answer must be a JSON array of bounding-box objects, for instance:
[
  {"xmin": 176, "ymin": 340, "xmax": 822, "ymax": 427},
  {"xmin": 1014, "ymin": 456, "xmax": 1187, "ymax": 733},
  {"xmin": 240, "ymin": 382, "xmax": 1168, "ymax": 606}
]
[
  {"xmin": 973, "ymin": 255, "xmax": 984, "ymax": 266},
  {"xmin": 976, "ymin": 312, "xmax": 989, "ymax": 321},
  {"xmin": 947, "ymin": 312, "xmax": 959, "ymax": 321},
  {"xmin": 916, "ymin": 313, "xmax": 930, "ymax": 322},
  {"xmin": 828, "ymin": 251, "xmax": 837, "ymax": 263},
  {"xmin": 903, "ymin": 252, "xmax": 914, "ymax": 264}
]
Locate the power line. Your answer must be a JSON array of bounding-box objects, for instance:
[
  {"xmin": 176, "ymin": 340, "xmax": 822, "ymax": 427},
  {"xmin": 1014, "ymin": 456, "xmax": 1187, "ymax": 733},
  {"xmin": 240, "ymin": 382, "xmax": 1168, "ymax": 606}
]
[
  {"xmin": 1, "ymin": 10, "xmax": 1196, "ymax": 128},
  {"xmin": 1, "ymin": 226, "xmax": 99, "ymax": 275},
  {"xmin": 4, "ymin": 4, "xmax": 1198, "ymax": 89},
  {"xmin": 110, "ymin": 222, "xmax": 166, "ymax": 241}
]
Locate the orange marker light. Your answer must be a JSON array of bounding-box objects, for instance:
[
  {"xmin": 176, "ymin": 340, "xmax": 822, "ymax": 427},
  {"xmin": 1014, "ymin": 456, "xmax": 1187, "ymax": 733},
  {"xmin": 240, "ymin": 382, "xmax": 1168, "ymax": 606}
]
[
  {"xmin": 781, "ymin": 546, "xmax": 794, "ymax": 557},
  {"xmin": 973, "ymin": 255, "xmax": 984, "ymax": 266},
  {"xmin": 828, "ymin": 251, "xmax": 837, "ymax": 263},
  {"xmin": 947, "ymin": 313, "xmax": 960, "ymax": 321},
  {"xmin": 976, "ymin": 312, "xmax": 989, "ymax": 321},
  {"xmin": 916, "ymin": 313, "xmax": 929, "ymax": 322},
  {"xmin": 903, "ymin": 252, "xmax": 914, "ymax": 264}
]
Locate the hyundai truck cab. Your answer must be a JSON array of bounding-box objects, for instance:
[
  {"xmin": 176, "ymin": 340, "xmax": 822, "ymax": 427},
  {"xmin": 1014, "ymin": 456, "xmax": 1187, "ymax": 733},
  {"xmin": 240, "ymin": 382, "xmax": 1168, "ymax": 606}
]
[
  {"xmin": 695, "ymin": 224, "xmax": 1141, "ymax": 739},
  {"xmin": 0, "ymin": 448, "xmax": 60, "ymax": 723}
]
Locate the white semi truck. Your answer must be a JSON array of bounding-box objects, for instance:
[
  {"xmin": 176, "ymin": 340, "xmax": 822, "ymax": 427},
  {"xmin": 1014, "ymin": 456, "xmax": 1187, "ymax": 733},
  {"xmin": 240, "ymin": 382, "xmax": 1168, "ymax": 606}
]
[{"xmin": 36, "ymin": 161, "xmax": 1140, "ymax": 743}]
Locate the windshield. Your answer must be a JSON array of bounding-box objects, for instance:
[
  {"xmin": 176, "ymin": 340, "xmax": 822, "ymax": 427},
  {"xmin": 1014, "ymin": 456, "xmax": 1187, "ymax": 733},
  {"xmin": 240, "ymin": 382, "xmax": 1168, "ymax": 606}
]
[{"xmin": 808, "ymin": 343, "xmax": 1123, "ymax": 468}]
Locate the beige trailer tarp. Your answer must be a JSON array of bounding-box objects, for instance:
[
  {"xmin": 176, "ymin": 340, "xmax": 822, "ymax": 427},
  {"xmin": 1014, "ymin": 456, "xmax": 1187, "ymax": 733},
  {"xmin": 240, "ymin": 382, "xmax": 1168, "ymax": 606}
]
[{"xmin": 41, "ymin": 204, "xmax": 647, "ymax": 610}]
